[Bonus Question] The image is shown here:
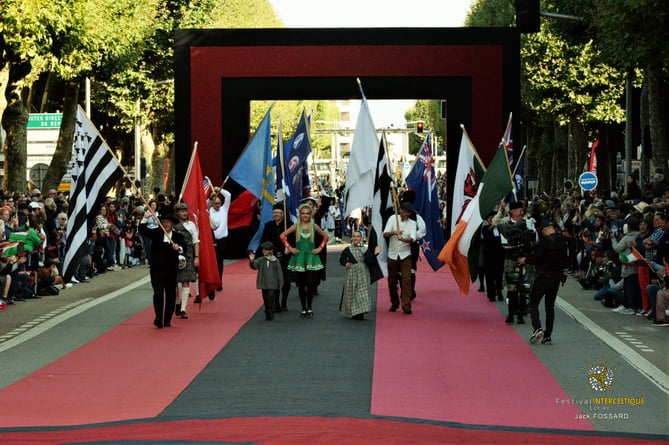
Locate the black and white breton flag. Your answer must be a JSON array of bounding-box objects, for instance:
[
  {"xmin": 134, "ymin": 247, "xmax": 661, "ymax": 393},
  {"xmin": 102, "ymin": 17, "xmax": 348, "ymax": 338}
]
[
  {"xmin": 62, "ymin": 106, "xmax": 123, "ymax": 282},
  {"xmin": 367, "ymin": 133, "xmax": 394, "ymax": 277}
]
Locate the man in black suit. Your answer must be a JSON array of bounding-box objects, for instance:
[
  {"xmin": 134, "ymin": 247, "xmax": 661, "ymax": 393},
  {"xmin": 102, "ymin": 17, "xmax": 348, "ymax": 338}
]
[{"xmin": 139, "ymin": 208, "xmax": 186, "ymax": 329}]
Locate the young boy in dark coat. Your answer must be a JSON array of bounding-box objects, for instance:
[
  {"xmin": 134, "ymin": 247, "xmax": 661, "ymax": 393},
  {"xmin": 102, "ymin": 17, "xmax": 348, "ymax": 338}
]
[{"xmin": 249, "ymin": 241, "xmax": 284, "ymax": 321}]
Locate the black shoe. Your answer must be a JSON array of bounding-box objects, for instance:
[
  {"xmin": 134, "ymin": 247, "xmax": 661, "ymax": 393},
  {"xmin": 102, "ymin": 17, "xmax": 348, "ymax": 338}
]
[
  {"xmin": 352, "ymin": 314, "xmax": 365, "ymax": 320},
  {"xmin": 313, "ymin": 289, "xmax": 319, "ymax": 296},
  {"xmin": 194, "ymin": 296, "xmax": 202, "ymax": 303},
  {"xmin": 216, "ymin": 286, "xmax": 223, "ymax": 292},
  {"xmin": 488, "ymin": 298, "xmax": 495, "ymax": 302},
  {"xmin": 403, "ymin": 308, "xmax": 413, "ymax": 315},
  {"xmin": 517, "ymin": 316, "xmax": 525, "ymax": 325},
  {"xmin": 281, "ymin": 305, "xmax": 288, "ymax": 311},
  {"xmin": 208, "ymin": 291, "xmax": 215, "ymax": 301},
  {"xmin": 541, "ymin": 336, "xmax": 552, "ymax": 345},
  {"xmin": 530, "ymin": 328, "xmax": 543, "ymax": 344},
  {"xmin": 389, "ymin": 305, "xmax": 399, "ymax": 312},
  {"xmin": 153, "ymin": 319, "xmax": 163, "ymax": 329},
  {"xmin": 411, "ymin": 292, "xmax": 417, "ymax": 300},
  {"xmin": 164, "ymin": 322, "xmax": 171, "ymax": 327},
  {"xmin": 300, "ymin": 310, "xmax": 307, "ymax": 318},
  {"xmin": 307, "ymin": 309, "xmax": 314, "ymax": 318},
  {"xmin": 497, "ymin": 294, "xmax": 504, "ymax": 301},
  {"xmin": 477, "ymin": 288, "xmax": 485, "ymax": 293},
  {"xmin": 180, "ymin": 311, "xmax": 188, "ymax": 319},
  {"xmin": 274, "ymin": 306, "xmax": 282, "ymax": 313},
  {"xmin": 266, "ymin": 314, "xmax": 274, "ymax": 320},
  {"xmin": 175, "ymin": 304, "xmax": 181, "ymax": 316},
  {"xmin": 504, "ymin": 315, "xmax": 514, "ymax": 324}
]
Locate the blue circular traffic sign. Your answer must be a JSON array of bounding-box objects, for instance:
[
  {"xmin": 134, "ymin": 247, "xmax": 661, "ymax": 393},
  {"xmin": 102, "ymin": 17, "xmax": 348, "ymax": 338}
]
[{"xmin": 578, "ymin": 172, "xmax": 598, "ymax": 191}]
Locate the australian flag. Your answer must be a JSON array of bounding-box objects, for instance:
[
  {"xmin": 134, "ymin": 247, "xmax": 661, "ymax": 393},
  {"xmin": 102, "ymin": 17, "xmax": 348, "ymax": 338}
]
[
  {"xmin": 276, "ymin": 109, "xmax": 312, "ymax": 222},
  {"xmin": 405, "ymin": 133, "xmax": 445, "ymax": 271}
]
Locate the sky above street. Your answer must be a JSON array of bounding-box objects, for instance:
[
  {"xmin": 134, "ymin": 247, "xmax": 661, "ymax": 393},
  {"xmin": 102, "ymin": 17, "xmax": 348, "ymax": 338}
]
[{"xmin": 268, "ymin": 0, "xmax": 475, "ymax": 128}]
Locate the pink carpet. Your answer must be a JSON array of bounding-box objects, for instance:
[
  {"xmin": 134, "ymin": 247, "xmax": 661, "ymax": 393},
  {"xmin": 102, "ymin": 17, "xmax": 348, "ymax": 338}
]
[
  {"xmin": 371, "ymin": 261, "xmax": 595, "ymax": 430},
  {"xmin": 0, "ymin": 260, "xmax": 260, "ymax": 428},
  {"xmin": 0, "ymin": 417, "xmax": 661, "ymax": 445}
]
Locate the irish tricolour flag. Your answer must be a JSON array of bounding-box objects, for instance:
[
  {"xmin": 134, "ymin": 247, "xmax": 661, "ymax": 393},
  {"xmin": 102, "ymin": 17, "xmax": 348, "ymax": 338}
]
[
  {"xmin": 619, "ymin": 248, "xmax": 643, "ymax": 264},
  {"xmin": 438, "ymin": 148, "xmax": 514, "ymax": 294}
]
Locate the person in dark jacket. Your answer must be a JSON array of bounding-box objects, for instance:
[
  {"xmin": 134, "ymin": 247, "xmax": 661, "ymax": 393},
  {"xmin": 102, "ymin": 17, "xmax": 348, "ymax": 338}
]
[
  {"xmin": 519, "ymin": 220, "xmax": 568, "ymax": 345},
  {"xmin": 249, "ymin": 241, "xmax": 284, "ymax": 321},
  {"xmin": 259, "ymin": 203, "xmax": 292, "ymax": 311},
  {"xmin": 139, "ymin": 208, "xmax": 187, "ymax": 329}
]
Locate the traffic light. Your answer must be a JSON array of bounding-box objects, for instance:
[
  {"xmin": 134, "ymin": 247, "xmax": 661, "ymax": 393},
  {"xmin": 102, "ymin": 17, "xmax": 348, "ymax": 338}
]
[
  {"xmin": 416, "ymin": 121, "xmax": 424, "ymax": 133},
  {"xmin": 515, "ymin": 0, "xmax": 540, "ymax": 33}
]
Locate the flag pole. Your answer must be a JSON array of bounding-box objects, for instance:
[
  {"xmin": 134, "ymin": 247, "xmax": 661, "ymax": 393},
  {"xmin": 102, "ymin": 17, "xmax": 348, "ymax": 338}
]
[
  {"xmin": 222, "ymin": 103, "xmax": 274, "ymax": 187},
  {"xmin": 100, "ymin": 140, "xmax": 176, "ymax": 245},
  {"xmin": 460, "ymin": 124, "xmax": 487, "ymax": 172},
  {"xmin": 71, "ymin": 105, "xmax": 176, "ymax": 245},
  {"xmin": 512, "ymin": 144, "xmax": 527, "ymax": 177},
  {"xmin": 177, "ymin": 141, "xmax": 198, "ymax": 204},
  {"xmin": 501, "ymin": 139, "xmax": 517, "ymax": 202},
  {"xmin": 381, "ymin": 131, "xmax": 400, "ymax": 228},
  {"xmin": 277, "ymin": 117, "xmax": 289, "ymax": 233}
]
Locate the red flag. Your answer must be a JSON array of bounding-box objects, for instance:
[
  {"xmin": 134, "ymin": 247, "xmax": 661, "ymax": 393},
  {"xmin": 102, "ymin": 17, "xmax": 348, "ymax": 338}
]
[
  {"xmin": 227, "ymin": 190, "xmax": 259, "ymax": 230},
  {"xmin": 182, "ymin": 150, "xmax": 221, "ymax": 298},
  {"xmin": 589, "ymin": 140, "xmax": 599, "ymax": 175}
]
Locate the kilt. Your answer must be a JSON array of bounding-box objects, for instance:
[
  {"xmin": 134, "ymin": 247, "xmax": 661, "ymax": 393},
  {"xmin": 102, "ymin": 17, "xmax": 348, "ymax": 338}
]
[{"xmin": 176, "ymin": 254, "xmax": 197, "ymax": 282}]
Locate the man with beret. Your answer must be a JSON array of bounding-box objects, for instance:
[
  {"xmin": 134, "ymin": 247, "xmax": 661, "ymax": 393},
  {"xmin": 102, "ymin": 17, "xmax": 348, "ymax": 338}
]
[
  {"xmin": 259, "ymin": 202, "xmax": 292, "ymax": 311},
  {"xmin": 519, "ymin": 220, "xmax": 568, "ymax": 345},
  {"xmin": 140, "ymin": 206, "xmax": 187, "ymax": 329},
  {"xmin": 493, "ymin": 201, "xmax": 537, "ymax": 324},
  {"xmin": 383, "ymin": 202, "xmax": 417, "ymax": 314}
]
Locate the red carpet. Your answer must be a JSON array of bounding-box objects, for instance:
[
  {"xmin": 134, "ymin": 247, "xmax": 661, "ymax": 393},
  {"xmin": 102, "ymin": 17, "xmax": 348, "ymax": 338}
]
[
  {"xmin": 371, "ymin": 264, "xmax": 595, "ymax": 430},
  {"xmin": 0, "ymin": 417, "xmax": 662, "ymax": 445},
  {"xmin": 0, "ymin": 260, "xmax": 260, "ymax": 428}
]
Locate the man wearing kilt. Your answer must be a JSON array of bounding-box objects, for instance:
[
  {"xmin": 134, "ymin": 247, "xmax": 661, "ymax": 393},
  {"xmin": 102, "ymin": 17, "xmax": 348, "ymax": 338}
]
[
  {"xmin": 493, "ymin": 201, "xmax": 537, "ymax": 325},
  {"xmin": 174, "ymin": 202, "xmax": 199, "ymax": 319}
]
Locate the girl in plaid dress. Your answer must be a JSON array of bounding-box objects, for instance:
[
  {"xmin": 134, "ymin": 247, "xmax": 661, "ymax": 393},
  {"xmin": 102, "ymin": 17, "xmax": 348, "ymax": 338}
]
[{"xmin": 339, "ymin": 231, "xmax": 381, "ymax": 320}]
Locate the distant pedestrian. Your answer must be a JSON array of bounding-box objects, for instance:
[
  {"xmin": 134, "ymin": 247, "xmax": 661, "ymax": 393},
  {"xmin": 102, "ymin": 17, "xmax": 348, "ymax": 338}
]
[
  {"xmin": 249, "ymin": 241, "xmax": 284, "ymax": 321},
  {"xmin": 339, "ymin": 230, "xmax": 381, "ymax": 320}
]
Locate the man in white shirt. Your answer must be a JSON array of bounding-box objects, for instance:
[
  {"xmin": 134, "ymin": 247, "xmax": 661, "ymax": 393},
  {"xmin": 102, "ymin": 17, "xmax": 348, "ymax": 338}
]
[
  {"xmin": 208, "ymin": 188, "xmax": 231, "ymax": 300},
  {"xmin": 383, "ymin": 202, "xmax": 417, "ymax": 314}
]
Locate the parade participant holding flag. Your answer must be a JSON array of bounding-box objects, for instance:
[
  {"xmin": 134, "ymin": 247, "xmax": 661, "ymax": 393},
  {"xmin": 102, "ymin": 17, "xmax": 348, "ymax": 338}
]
[{"xmin": 140, "ymin": 205, "xmax": 187, "ymax": 329}]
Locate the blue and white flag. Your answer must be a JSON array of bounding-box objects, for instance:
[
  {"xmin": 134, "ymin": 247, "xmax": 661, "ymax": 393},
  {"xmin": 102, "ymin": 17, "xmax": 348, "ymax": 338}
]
[
  {"xmin": 276, "ymin": 109, "xmax": 312, "ymax": 222},
  {"xmin": 405, "ymin": 133, "xmax": 445, "ymax": 271},
  {"xmin": 229, "ymin": 108, "xmax": 272, "ymax": 200}
]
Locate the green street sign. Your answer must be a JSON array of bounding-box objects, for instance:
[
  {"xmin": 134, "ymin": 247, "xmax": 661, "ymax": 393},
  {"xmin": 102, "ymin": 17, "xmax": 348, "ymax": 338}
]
[{"xmin": 27, "ymin": 113, "xmax": 62, "ymax": 129}]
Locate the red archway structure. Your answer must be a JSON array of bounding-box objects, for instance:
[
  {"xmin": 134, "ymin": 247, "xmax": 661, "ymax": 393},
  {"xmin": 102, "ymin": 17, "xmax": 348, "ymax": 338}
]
[{"xmin": 174, "ymin": 27, "xmax": 519, "ymax": 227}]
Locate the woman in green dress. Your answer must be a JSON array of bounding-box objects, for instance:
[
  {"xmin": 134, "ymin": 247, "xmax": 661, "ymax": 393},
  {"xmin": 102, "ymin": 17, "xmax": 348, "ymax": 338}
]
[{"xmin": 280, "ymin": 203, "xmax": 328, "ymax": 318}]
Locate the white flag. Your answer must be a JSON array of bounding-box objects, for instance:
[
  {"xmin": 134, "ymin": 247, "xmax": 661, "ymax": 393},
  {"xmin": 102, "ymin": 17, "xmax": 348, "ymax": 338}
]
[{"xmin": 344, "ymin": 98, "xmax": 379, "ymax": 218}]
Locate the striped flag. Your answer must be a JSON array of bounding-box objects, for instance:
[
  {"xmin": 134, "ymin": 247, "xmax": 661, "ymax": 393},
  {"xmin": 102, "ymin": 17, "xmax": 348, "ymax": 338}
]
[
  {"xmin": 438, "ymin": 148, "xmax": 513, "ymax": 294},
  {"xmin": 62, "ymin": 106, "xmax": 123, "ymax": 283},
  {"xmin": 367, "ymin": 133, "xmax": 394, "ymax": 278},
  {"xmin": 0, "ymin": 241, "xmax": 21, "ymax": 258},
  {"xmin": 619, "ymin": 248, "xmax": 643, "ymax": 264}
]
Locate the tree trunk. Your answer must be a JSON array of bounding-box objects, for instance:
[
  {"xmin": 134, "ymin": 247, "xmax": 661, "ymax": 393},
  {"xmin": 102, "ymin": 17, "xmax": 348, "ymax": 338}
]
[
  {"xmin": 646, "ymin": 64, "xmax": 669, "ymax": 173},
  {"xmin": 42, "ymin": 81, "xmax": 79, "ymax": 192},
  {"xmin": 2, "ymin": 60, "xmax": 31, "ymax": 194}
]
